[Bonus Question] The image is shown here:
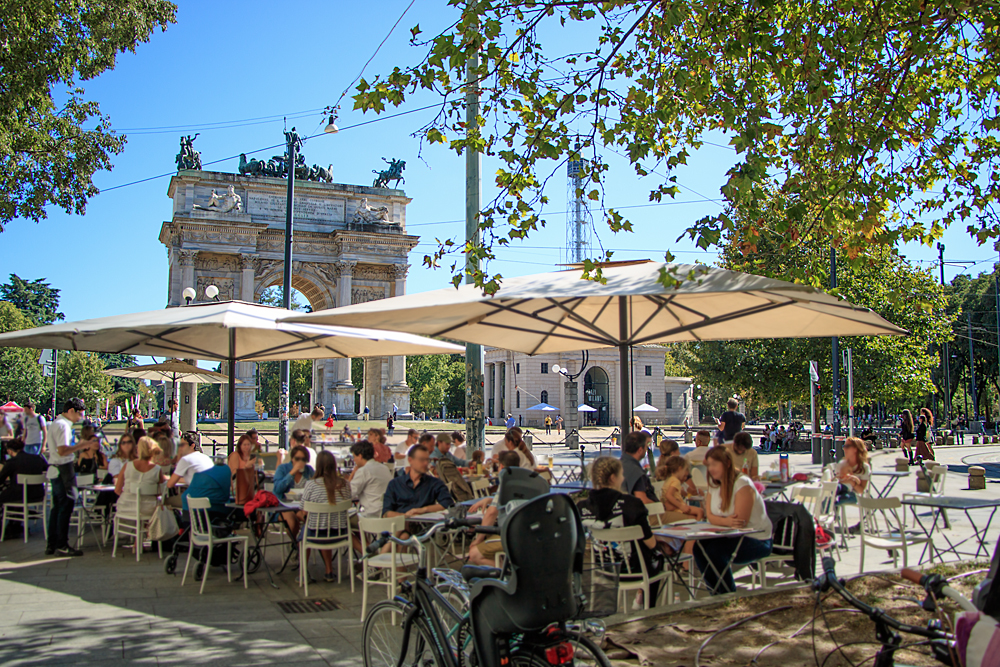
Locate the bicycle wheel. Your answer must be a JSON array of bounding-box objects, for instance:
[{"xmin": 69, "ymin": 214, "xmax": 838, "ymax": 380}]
[
  {"xmin": 363, "ymin": 600, "xmax": 439, "ymax": 667},
  {"xmin": 565, "ymin": 632, "xmax": 613, "ymax": 667}
]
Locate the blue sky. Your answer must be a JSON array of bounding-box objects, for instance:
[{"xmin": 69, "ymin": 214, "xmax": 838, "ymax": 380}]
[{"xmin": 2, "ymin": 0, "xmax": 994, "ymax": 337}]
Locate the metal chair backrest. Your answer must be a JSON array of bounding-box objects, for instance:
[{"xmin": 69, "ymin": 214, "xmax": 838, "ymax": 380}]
[
  {"xmin": 302, "ymin": 499, "xmax": 352, "ymax": 539},
  {"xmin": 471, "ymin": 478, "xmax": 491, "ymax": 499},
  {"xmin": 590, "ymin": 525, "xmax": 647, "ymax": 579},
  {"xmin": 857, "ymin": 496, "xmax": 904, "ymax": 536},
  {"xmin": 643, "ymin": 502, "xmax": 666, "ymax": 528},
  {"xmin": 358, "ymin": 515, "xmax": 406, "ymax": 555}
]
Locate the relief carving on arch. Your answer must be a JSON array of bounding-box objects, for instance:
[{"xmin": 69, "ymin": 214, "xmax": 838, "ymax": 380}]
[{"xmin": 352, "ymin": 284, "xmax": 387, "ymax": 304}]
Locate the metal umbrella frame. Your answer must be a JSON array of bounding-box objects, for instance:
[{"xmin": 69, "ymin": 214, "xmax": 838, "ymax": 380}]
[
  {"xmin": 104, "ymin": 359, "xmax": 239, "ymax": 414},
  {"xmin": 289, "ymin": 261, "xmax": 906, "ymax": 431}
]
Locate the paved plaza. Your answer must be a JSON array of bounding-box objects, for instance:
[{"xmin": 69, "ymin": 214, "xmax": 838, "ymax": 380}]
[{"xmin": 1, "ymin": 432, "xmax": 998, "ymax": 665}]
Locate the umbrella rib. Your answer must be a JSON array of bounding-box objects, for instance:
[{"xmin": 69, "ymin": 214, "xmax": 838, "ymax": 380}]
[
  {"xmin": 121, "ymin": 330, "xmax": 224, "ymax": 360},
  {"xmin": 475, "ymin": 300, "xmax": 616, "ymax": 346},
  {"xmin": 244, "ymin": 333, "xmax": 352, "ymax": 360},
  {"xmin": 475, "ymin": 320, "xmax": 614, "ymax": 348},
  {"xmin": 630, "ymin": 300, "xmax": 795, "ymax": 344},
  {"xmin": 537, "ymin": 298, "xmax": 620, "ymax": 344},
  {"xmin": 630, "ymin": 296, "xmax": 675, "ymax": 341}
]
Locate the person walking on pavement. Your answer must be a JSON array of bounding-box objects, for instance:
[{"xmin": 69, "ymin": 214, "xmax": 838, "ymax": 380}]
[{"xmin": 46, "ymin": 398, "xmax": 96, "ymax": 556}]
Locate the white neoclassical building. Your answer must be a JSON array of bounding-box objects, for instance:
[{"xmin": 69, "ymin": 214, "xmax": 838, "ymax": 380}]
[{"xmin": 483, "ymin": 345, "xmax": 695, "ymax": 428}]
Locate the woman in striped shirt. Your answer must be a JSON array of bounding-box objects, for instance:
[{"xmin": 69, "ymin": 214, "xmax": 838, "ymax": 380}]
[{"xmin": 299, "ymin": 450, "xmax": 351, "ymax": 582}]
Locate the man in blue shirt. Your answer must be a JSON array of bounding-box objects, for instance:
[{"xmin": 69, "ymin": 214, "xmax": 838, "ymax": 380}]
[
  {"xmin": 429, "ymin": 432, "xmax": 467, "ymax": 468},
  {"xmin": 383, "ymin": 445, "xmax": 453, "ymax": 518},
  {"xmin": 183, "ymin": 464, "xmax": 232, "ymax": 516},
  {"xmin": 504, "ymin": 413, "xmax": 516, "ymax": 429}
]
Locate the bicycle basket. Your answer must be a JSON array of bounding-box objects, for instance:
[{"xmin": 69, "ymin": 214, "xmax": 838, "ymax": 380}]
[{"xmin": 574, "ymin": 561, "xmax": 620, "ymax": 619}]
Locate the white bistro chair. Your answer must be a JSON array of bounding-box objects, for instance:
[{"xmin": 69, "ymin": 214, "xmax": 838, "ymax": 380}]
[
  {"xmin": 358, "ymin": 515, "xmax": 419, "ymax": 622},
  {"xmin": 590, "ymin": 525, "xmax": 671, "ymax": 611},
  {"xmin": 182, "ymin": 496, "xmax": 248, "ymax": 594},
  {"xmin": 0, "ymin": 474, "xmax": 47, "ymax": 543},
  {"xmin": 300, "ymin": 500, "xmax": 354, "ymax": 597},
  {"xmin": 112, "ymin": 479, "xmax": 163, "ymax": 562},
  {"xmin": 857, "ymin": 496, "xmax": 931, "ymax": 573}
]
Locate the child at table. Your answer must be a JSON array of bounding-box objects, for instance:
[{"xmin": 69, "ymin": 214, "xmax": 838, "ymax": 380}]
[{"xmin": 655, "ymin": 456, "xmax": 704, "ymax": 562}]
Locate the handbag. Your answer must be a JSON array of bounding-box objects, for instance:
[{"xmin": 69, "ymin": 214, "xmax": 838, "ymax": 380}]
[{"xmin": 148, "ymin": 503, "xmax": 179, "ymax": 541}]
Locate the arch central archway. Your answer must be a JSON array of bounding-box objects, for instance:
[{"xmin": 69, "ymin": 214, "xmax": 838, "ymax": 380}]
[{"xmin": 584, "ymin": 367, "xmax": 610, "ymax": 426}]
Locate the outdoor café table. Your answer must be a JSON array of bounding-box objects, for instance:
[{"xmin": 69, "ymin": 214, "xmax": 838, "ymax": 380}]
[
  {"xmin": 653, "ymin": 522, "xmax": 756, "ymax": 597},
  {"xmin": 900, "ymin": 495, "xmax": 1000, "ymax": 563},
  {"xmin": 407, "ymin": 511, "xmax": 482, "ymax": 565},
  {"xmin": 551, "ymin": 481, "xmax": 592, "ymax": 494},
  {"xmin": 225, "ymin": 500, "xmax": 302, "ymax": 589},
  {"xmin": 762, "ymin": 480, "xmax": 798, "ymax": 501},
  {"xmin": 869, "ymin": 470, "xmax": 910, "ymax": 498}
]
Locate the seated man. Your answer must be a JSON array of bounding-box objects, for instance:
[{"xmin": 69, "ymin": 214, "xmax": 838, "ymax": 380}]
[
  {"xmin": 430, "ymin": 432, "xmax": 468, "ymax": 468},
  {"xmin": 620, "ymin": 431, "xmax": 657, "ymax": 504},
  {"xmin": 467, "ymin": 450, "xmax": 521, "ymax": 566},
  {"xmin": 182, "ymin": 463, "xmax": 234, "ymax": 518},
  {"xmin": 383, "ymin": 445, "xmax": 453, "ymax": 538},
  {"xmin": 0, "ymin": 439, "xmax": 47, "ymax": 536},
  {"xmin": 165, "ymin": 432, "xmax": 214, "ymax": 507}
]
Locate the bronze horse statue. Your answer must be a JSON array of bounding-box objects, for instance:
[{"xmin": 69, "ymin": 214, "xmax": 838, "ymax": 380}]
[{"xmin": 372, "ymin": 158, "xmax": 405, "ymax": 188}]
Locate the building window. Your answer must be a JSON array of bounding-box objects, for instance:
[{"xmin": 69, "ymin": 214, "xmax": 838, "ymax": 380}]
[
  {"xmin": 683, "ymin": 392, "xmax": 687, "ymax": 409},
  {"xmin": 541, "ymin": 390, "xmax": 549, "ymax": 404},
  {"xmin": 516, "ymin": 363, "xmax": 520, "ymax": 374},
  {"xmin": 516, "ymin": 391, "xmax": 520, "ymax": 408},
  {"xmin": 665, "ymin": 392, "xmax": 673, "ymax": 409},
  {"xmin": 541, "ymin": 362, "xmax": 548, "ymax": 374},
  {"xmin": 645, "ymin": 365, "xmax": 652, "ymax": 376},
  {"xmin": 645, "ymin": 391, "xmax": 652, "ymax": 405}
]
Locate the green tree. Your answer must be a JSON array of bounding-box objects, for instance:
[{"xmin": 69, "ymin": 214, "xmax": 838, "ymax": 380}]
[
  {"xmin": 255, "ymin": 286, "xmax": 313, "ymax": 412},
  {"xmin": 356, "ymin": 2, "xmax": 1000, "ymax": 293},
  {"xmin": 0, "ymin": 301, "xmax": 46, "ymax": 404},
  {"xmin": 0, "ymin": 274, "xmax": 63, "ymax": 324},
  {"xmin": 95, "ymin": 352, "xmax": 138, "ymax": 394},
  {"xmin": 406, "ymin": 353, "xmax": 465, "ymax": 418},
  {"xmin": 1, "ymin": 0, "xmax": 176, "ymax": 230},
  {"xmin": 944, "ymin": 269, "xmax": 1000, "ymax": 422},
  {"xmin": 57, "ymin": 351, "xmax": 114, "ymax": 413}
]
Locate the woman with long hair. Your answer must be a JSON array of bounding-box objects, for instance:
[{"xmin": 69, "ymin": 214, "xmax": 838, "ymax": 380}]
[
  {"xmin": 505, "ymin": 426, "xmax": 535, "ymax": 468},
  {"xmin": 228, "ymin": 433, "xmax": 259, "ymax": 504},
  {"xmin": 107, "ymin": 435, "xmax": 137, "ymax": 482},
  {"xmin": 915, "ymin": 407, "xmax": 936, "ymax": 461},
  {"xmin": 699, "ymin": 446, "xmax": 773, "ymax": 594},
  {"xmin": 298, "ymin": 450, "xmax": 351, "ymax": 582},
  {"xmin": 899, "ymin": 409, "xmax": 916, "ymax": 464},
  {"xmin": 836, "ymin": 437, "xmax": 871, "ymax": 503},
  {"xmin": 114, "ymin": 436, "xmax": 166, "ymax": 522}
]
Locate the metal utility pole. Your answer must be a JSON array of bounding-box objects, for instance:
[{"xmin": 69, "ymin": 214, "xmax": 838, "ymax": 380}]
[
  {"xmin": 831, "ymin": 248, "xmax": 841, "ymax": 439},
  {"xmin": 938, "ymin": 243, "xmax": 952, "ymax": 431},
  {"xmin": 995, "ymin": 242, "xmax": 1000, "ymax": 425},
  {"xmin": 464, "ymin": 9, "xmax": 485, "ymax": 454},
  {"xmin": 846, "ymin": 348, "xmax": 855, "ymax": 438},
  {"xmin": 969, "ymin": 312, "xmax": 979, "ymax": 421},
  {"xmin": 279, "ymin": 128, "xmax": 301, "ymax": 449}
]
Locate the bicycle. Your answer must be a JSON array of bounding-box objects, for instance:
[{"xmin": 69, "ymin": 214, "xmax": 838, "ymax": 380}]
[
  {"xmin": 813, "ymin": 556, "xmax": 979, "ymax": 666},
  {"xmin": 360, "ymin": 501, "xmax": 612, "ymax": 667}
]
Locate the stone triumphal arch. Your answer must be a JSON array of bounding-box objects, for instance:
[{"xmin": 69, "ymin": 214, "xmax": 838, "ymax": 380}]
[{"xmin": 159, "ymin": 166, "xmax": 418, "ymax": 420}]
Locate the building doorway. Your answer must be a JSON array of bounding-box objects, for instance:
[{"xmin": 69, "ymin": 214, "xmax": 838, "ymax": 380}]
[{"xmin": 584, "ymin": 367, "xmax": 610, "ymax": 426}]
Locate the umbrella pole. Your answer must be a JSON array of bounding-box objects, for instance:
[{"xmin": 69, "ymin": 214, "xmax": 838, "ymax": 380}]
[
  {"xmin": 228, "ymin": 330, "xmax": 236, "ymax": 455},
  {"xmin": 619, "ymin": 296, "xmax": 631, "ymax": 435}
]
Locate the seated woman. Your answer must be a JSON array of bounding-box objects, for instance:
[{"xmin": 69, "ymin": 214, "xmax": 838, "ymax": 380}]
[
  {"xmin": 227, "ymin": 433, "xmax": 259, "ymax": 504},
  {"xmin": 297, "ymin": 451, "xmax": 351, "ymax": 583},
  {"xmin": 96, "ymin": 435, "xmax": 136, "ymax": 512},
  {"xmin": 469, "ymin": 449, "xmax": 485, "ymax": 474},
  {"xmin": 656, "ymin": 439, "xmax": 680, "ymax": 466},
  {"xmin": 274, "ymin": 444, "xmax": 315, "ymax": 537},
  {"xmin": 114, "ymin": 437, "xmax": 167, "ymax": 542},
  {"xmin": 699, "ymin": 446, "xmax": 773, "ymax": 594},
  {"xmin": 577, "ymin": 456, "xmax": 664, "ymax": 604},
  {"xmin": 836, "ymin": 437, "xmax": 870, "ymax": 505},
  {"xmin": 75, "ymin": 423, "xmax": 107, "ymax": 477}
]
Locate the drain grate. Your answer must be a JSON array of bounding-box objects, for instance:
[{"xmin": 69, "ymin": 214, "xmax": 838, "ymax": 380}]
[{"xmin": 277, "ymin": 598, "xmax": 343, "ymax": 614}]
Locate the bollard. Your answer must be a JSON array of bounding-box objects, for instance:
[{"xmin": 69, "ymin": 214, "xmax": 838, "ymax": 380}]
[
  {"xmin": 974, "ymin": 435, "xmax": 980, "ymax": 445},
  {"xmin": 684, "ymin": 430, "xmax": 693, "ymax": 444},
  {"xmin": 821, "ymin": 436, "xmax": 834, "ymax": 466},
  {"xmin": 811, "ymin": 435, "xmax": 823, "ymax": 465},
  {"xmin": 895, "ymin": 458, "xmax": 910, "ymax": 472},
  {"xmin": 969, "ymin": 466, "xmax": 986, "ymax": 490},
  {"xmin": 946, "ymin": 435, "xmax": 955, "ymax": 446}
]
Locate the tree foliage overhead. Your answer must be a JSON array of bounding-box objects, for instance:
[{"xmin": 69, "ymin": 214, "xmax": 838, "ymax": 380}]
[
  {"xmin": 406, "ymin": 353, "xmax": 466, "ymax": 417},
  {"xmin": 355, "ymin": 1, "xmax": 1000, "ymax": 292},
  {"xmin": 95, "ymin": 352, "xmax": 138, "ymax": 395},
  {"xmin": 0, "ymin": 301, "xmax": 46, "ymax": 404},
  {"xmin": 56, "ymin": 351, "xmax": 114, "ymax": 412},
  {"xmin": 0, "ymin": 274, "xmax": 63, "ymax": 324},
  {"xmin": 1, "ymin": 0, "xmax": 176, "ymax": 230}
]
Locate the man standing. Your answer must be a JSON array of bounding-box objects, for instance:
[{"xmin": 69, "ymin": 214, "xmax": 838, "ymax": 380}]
[
  {"xmin": 292, "ymin": 405, "xmax": 323, "ymax": 434},
  {"xmin": 505, "ymin": 413, "xmax": 516, "ymax": 429},
  {"xmin": 46, "ymin": 398, "xmax": 95, "ymax": 556},
  {"xmin": 330, "ymin": 401, "xmax": 337, "ymax": 421},
  {"xmin": 717, "ymin": 398, "xmax": 746, "ymax": 444},
  {"xmin": 555, "ymin": 414, "xmax": 563, "ymax": 434},
  {"xmin": 16, "ymin": 401, "xmax": 46, "ymax": 456},
  {"xmin": 620, "ymin": 431, "xmax": 657, "ymax": 504},
  {"xmin": 392, "ymin": 402, "xmax": 398, "ymax": 421}
]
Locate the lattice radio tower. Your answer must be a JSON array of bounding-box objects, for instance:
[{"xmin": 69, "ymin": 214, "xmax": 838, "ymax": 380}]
[{"xmin": 564, "ymin": 143, "xmax": 594, "ymax": 264}]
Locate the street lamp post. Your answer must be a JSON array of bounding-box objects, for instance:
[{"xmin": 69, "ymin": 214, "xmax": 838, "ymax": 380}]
[
  {"xmin": 938, "ymin": 243, "xmax": 952, "ymax": 431},
  {"xmin": 279, "ymin": 128, "xmax": 302, "ymax": 449}
]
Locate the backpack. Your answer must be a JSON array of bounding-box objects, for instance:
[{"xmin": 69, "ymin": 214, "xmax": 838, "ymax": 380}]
[{"xmin": 436, "ymin": 457, "xmax": 473, "ymax": 502}]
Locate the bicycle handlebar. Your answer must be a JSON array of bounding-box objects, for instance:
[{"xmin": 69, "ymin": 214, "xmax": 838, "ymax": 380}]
[
  {"xmin": 901, "ymin": 568, "xmax": 924, "ymax": 585},
  {"xmin": 816, "ymin": 557, "xmax": 950, "ymax": 641},
  {"xmin": 363, "ymin": 516, "xmax": 490, "ymax": 559}
]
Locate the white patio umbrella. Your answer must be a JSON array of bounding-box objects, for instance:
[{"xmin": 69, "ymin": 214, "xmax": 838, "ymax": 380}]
[
  {"xmin": 631, "ymin": 403, "xmax": 659, "ymax": 412},
  {"xmin": 104, "ymin": 359, "xmax": 238, "ymax": 410},
  {"xmin": 0, "ymin": 301, "xmax": 463, "ymax": 447},
  {"xmin": 577, "ymin": 404, "xmax": 597, "ymax": 412},
  {"xmin": 525, "ymin": 402, "xmax": 559, "ymax": 411},
  {"xmin": 288, "ymin": 260, "xmax": 905, "ymax": 430}
]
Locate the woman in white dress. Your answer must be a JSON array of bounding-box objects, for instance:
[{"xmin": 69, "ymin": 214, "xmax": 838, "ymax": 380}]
[{"xmin": 114, "ymin": 436, "xmax": 166, "ymax": 519}]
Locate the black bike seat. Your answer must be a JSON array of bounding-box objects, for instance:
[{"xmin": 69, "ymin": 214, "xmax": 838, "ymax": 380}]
[{"xmin": 461, "ymin": 565, "xmax": 502, "ymax": 582}]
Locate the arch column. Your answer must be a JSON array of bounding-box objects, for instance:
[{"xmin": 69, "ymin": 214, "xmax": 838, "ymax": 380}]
[
  {"xmin": 331, "ymin": 260, "xmax": 357, "ymax": 417},
  {"xmin": 385, "ymin": 264, "xmax": 410, "ymax": 416}
]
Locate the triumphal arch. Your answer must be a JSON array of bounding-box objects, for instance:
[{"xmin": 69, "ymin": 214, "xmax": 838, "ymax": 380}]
[{"xmin": 158, "ymin": 149, "xmax": 417, "ymax": 420}]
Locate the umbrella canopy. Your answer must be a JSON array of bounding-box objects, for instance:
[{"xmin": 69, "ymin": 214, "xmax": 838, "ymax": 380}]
[
  {"xmin": 0, "ymin": 401, "xmax": 23, "ymax": 413},
  {"xmin": 104, "ymin": 359, "xmax": 236, "ymax": 385},
  {"xmin": 632, "ymin": 403, "xmax": 659, "ymax": 412},
  {"xmin": 0, "ymin": 301, "xmax": 463, "ymax": 446},
  {"xmin": 577, "ymin": 404, "xmax": 597, "ymax": 412},
  {"xmin": 525, "ymin": 402, "xmax": 558, "ymax": 411},
  {"xmin": 290, "ymin": 261, "xmax": 905, "ymax": 430}
]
